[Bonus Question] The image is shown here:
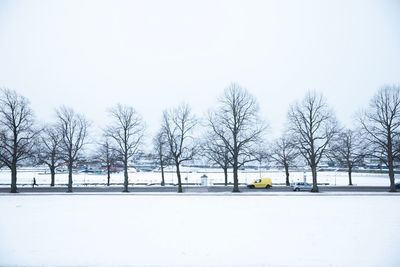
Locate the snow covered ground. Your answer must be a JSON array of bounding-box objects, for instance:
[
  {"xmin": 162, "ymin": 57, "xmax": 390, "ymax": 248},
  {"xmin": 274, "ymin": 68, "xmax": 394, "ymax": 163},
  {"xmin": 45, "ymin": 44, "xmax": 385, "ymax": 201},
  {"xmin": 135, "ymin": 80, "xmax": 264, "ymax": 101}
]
[
  {"xmin": 0, "ymin": 167, "xmax": 397, "ymax": 187},
  {"xmin": 1, "ymin": 194, "xmax": 399, "ymax": 267}
]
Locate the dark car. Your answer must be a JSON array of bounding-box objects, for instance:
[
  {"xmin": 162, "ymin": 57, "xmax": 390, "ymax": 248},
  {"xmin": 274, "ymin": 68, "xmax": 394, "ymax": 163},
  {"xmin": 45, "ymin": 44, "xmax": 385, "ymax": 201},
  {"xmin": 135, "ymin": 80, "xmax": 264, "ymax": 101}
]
[{"xmin": 395, "ymin": 182, "xmax": 400, "ymax": 189}]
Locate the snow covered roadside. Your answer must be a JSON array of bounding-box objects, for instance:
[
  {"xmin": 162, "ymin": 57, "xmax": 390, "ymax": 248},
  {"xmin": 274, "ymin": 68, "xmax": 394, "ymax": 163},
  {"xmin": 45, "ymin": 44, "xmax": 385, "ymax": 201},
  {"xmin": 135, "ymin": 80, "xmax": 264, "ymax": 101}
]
[{"xmin": 0, "ymin": 195, "xmax": 399, "ymax": 267}]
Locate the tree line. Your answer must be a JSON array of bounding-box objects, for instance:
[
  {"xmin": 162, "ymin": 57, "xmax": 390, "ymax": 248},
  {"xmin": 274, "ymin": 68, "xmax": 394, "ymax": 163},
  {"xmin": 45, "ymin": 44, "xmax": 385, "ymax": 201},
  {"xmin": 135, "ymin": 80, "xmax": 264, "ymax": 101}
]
[{"xmin": 0, "ymin": 83, "xmax": 399, "ymax": 193}]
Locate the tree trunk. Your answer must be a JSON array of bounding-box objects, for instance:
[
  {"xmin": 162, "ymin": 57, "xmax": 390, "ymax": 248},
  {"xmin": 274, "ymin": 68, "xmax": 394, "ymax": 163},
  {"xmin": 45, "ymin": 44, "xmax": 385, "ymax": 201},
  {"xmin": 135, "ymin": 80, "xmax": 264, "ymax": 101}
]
[
  {"xmin": 232, "ymin": 166, "xmax": 239, "ymax": 192},
  {"xmin": 388, "ymin": 159, "xmax": 396, "ymax": 192},
  {"xmin": 160, "ymin": 162, "xmax": 165, "ymax": 186},
  {"xmin": 348, "ymin": 166, "xmax": 353, "ymax": 186},
  {"xmin": 123, "ymin": 159, "xmax": 129, "ymax": 192},
  {"xmin": 311, "ymin": 165, "xmax": 319, "ymax": 192},
  {"xmin": 232, "ymin": 158, "xmax": 240, "ymax": 192},
  {"xmin": 67, "ymin": 161, "xmax": 73, "ymax": 193},
  {"xmin": 50, "ymin": 166, "xmax": 55, "ymax": 187},
  {"xmin": 387, "ymin": 137, "xmax": 396, "ymax": 192},
  {"xmin": 284, "ymin": 163, "xmax": 290, "ymax": 186},
  {"xmin": 107, "ymin": 164, "xmax": 111, "ymax": 186},
  {"xmin": 176, "ymin": 162, "xmax": 182, "ymax": 193},
  {"xmin": 223, "ymin": 167, "xmax": 228, "ymax": 186},
  {"xmin": 10, "ymin": 165, "xmax": 17, "ymax": 193}
]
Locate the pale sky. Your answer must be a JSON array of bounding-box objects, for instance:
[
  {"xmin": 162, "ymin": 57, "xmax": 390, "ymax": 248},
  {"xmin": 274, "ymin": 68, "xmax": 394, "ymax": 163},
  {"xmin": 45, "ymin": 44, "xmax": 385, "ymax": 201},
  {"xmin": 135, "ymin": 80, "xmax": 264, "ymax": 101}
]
[{"xmin": 0, "ymin": 0, "xmax": 399, "ymax": 142}]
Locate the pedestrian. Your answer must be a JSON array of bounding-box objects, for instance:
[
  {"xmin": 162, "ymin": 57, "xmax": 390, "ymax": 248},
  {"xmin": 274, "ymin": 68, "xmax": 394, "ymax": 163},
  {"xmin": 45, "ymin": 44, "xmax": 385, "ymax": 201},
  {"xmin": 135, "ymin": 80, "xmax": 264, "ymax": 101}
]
[{"xmin": 33, "ymin": 177, "xmax": 37, "ymax": 188}]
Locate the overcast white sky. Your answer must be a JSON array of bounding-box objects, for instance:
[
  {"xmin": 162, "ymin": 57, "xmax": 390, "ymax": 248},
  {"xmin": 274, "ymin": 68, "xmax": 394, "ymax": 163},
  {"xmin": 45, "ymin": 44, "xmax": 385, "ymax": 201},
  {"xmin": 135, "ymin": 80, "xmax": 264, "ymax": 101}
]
[{"xmin": 0, "ymin": 0, "xmax": 399, "ymax": 141}]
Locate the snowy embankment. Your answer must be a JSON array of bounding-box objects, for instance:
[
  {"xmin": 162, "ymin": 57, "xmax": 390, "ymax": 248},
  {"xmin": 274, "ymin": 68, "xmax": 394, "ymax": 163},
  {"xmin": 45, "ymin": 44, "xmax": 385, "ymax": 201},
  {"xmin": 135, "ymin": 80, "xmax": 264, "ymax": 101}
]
[
  {"xmin": 0, "ymin": 195, "xmax": 399, "ymax": 267},
  {"xmin": 0, "ymin": 167, "xmax": 396, "ymax": 187}
]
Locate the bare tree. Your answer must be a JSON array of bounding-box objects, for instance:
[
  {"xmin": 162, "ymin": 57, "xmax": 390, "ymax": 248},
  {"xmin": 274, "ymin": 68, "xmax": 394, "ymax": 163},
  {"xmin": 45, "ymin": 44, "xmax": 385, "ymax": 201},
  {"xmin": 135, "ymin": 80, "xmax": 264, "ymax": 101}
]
[
  {"xmin": 209, "ymin": 83, "xmax": 265, "ymax": 192},
  {"xmin": 106, "ymin": 104, "xmax": 145, "ymax": 192},
  {"xmin": 253, "ymin": 143, "xmax": 270, "ymax": 177},
  {"xmin": 162, "ymin": 104, "xmax": 197, "ymax": 193},
  {"xmin": 0, "ymin": 88, "xmax": 37, "ymax": 193},
  {"xmin": 37, "ymin": 124, "xmax": 63, "ymax": 186},
  {"xmin": 288, "ymin": 91, "xmax": 337, "ymax": 192},
  {"xmin": 270, "ymin": 135, "xmax": 299, "ymax": 186},
  {"xmin": 96, "ymin": 136, "xmax": 118, "ymax": 186},
  {"xmin": 153, "ymin": 130, "xmax": 169, "ymax": 186},
  {"xmin": 328, "ymin": 129, "xmax": 366, "ymax": 186},
  {"xmin": 201, "ymin": 132, "xmax": 231, "ymax": 186},
  {"xmin": 56, "ymin": 106, "xmax": 89, "ymax": 193},
  {"xmin": 360, "ymin": 85, "xmax": 400, "ymax": 192}
]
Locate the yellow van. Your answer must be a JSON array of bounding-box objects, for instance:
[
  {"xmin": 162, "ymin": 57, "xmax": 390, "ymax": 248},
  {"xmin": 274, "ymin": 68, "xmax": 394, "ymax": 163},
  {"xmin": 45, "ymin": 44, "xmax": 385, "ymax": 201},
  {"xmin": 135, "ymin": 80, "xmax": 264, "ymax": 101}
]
[{"xmin": 247, "ymin": 178, "xmax": 272, "ymax": 189}]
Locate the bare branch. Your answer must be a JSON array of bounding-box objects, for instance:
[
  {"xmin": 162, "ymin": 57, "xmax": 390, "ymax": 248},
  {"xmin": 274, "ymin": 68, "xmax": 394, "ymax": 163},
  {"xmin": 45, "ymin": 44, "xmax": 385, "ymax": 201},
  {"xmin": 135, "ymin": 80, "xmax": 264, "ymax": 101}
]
[
  {"xmin": 208, "ymin": 83, "xmax": 266, "ymax": 192},
  {"xmin": 105, "ymin": 104, "xmax": 145, "ymax": 192},
  {"xmin": 161, "ymin": 103, "xmax": 197, "ymax": 192},
  {"xmin": 56, "ymin": 106, "xmax": 90, "ymax": 192},
  {"xmin": 288, "ymin": 91, "xmax": 338, "ymax": 192},
  {"xmin": 359, "ymin": 85, "xmax": 400, "ymax": 191}
]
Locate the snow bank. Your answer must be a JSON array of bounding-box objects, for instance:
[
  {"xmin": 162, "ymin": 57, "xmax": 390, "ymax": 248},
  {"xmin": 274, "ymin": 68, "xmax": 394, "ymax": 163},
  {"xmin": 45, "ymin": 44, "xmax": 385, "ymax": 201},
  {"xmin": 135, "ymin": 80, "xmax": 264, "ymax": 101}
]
[
  {"xmin": 0, "ymin": 168, "xmax": 396, "ymax": 187},
  {"xmin": 0, "ymin": 195, "xmax": 399, "ymax": 266}
]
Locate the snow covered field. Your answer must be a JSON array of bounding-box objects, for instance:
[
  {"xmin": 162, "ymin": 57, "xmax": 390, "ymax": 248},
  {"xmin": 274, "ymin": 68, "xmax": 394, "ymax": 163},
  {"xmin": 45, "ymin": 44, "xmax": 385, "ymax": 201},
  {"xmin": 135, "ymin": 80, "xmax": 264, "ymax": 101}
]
[
  {"xmin": 1, "ymin": 194, "xmax": 399, "ymax": 267},
  {"xmin": 0, "ymin": 167, "xmax": 397, "ymax": 187}
]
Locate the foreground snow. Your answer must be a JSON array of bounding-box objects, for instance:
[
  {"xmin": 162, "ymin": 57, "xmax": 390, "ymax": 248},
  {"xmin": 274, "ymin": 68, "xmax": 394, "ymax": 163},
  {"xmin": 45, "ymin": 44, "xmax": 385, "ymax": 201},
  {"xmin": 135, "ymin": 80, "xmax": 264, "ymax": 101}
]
[{"xmin": 1, "ymin": 195, "xmax": 399, "ymax": 267}]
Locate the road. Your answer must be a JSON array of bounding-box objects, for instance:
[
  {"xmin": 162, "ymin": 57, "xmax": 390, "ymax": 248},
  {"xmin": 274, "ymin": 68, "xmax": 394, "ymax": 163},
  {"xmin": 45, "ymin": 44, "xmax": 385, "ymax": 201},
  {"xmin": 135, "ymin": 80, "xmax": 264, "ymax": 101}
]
[{"xmin": 0, "ymin": 185, "xmax": 396, "ymax": 193}]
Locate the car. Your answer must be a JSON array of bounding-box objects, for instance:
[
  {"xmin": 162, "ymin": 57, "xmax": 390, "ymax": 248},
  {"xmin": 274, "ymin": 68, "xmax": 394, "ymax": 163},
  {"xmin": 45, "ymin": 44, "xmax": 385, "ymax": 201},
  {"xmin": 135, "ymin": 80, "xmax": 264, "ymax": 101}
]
[
  {"xmin": 291, "ymin": 182, "xmax": 312, "ymax": 191},
  {"xmin": 247, "ymin": 178, "xmax": 272, "ymax": 189},
  {"xmin": 395, "ymin": 182, "xmax": 400, "ymax": 189}
]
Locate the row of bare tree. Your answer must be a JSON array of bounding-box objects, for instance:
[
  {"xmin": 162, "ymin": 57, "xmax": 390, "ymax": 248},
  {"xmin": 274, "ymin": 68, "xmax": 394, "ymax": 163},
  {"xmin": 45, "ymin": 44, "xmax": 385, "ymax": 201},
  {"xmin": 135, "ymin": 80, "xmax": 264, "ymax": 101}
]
[
  {"xmin": 1, "ymin": 83, "xmax": 399, "ymax": 193},
  {"xmin": 153, "ymin": 83, "xmax": 400, "ymax": 193}
]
